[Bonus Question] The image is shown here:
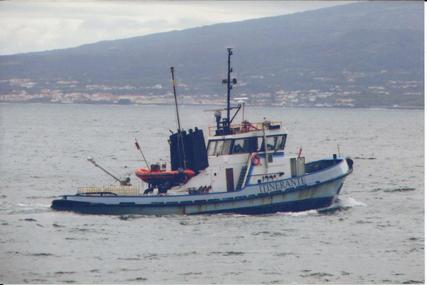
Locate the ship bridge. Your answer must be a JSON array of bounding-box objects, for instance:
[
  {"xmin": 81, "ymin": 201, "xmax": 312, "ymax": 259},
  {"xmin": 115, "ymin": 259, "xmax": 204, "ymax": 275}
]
[{"xmin": 207, "ymin": 120, "xmax": 287, "ymax": 157}]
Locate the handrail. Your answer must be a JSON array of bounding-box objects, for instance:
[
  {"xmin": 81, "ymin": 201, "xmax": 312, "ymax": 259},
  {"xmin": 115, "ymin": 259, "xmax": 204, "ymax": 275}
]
[{"xmin": 208, "ymin": 121, "xmax": 282, "ymax": 136}]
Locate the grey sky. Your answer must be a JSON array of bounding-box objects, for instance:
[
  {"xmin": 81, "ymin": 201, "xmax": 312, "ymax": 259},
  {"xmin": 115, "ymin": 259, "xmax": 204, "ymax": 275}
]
[{"xmin": 0, "ymin": 1, "xmax": 348, "ymax": 55}]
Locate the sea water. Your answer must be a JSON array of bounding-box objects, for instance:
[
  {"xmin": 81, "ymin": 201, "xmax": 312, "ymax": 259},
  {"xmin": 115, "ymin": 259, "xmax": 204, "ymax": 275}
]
[{"xmin": 0, "ymin": 103, "xmax": 424, "ymax": 283}]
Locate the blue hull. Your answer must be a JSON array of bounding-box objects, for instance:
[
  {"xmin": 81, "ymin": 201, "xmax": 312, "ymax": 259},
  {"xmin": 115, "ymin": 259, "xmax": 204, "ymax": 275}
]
[
  {"xmin": 51, "ymin": 159, "xmax": 352, "ymax": 215},
  {"xmin": 51, "ymin": 195, "xmax": 335, "ymax": 215}
]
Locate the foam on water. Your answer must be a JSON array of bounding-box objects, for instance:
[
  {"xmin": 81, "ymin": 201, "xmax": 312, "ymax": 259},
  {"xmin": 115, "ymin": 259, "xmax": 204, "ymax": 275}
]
[
  {"xmin": 276, "ymin": 209, "xmax": 319, "ymax": 217},
  {"xmin": 335, "ymin": 197, "xmax": 367, "ymax": 208},
  {"xmin": 7, "ymin": 203, "xmax": 52, "ymax": 215}
]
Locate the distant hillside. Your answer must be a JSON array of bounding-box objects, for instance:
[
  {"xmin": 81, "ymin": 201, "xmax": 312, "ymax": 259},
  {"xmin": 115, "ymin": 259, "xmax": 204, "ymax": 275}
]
[{"xmin": 0, "ymin": 1, "xmax": 423, "ymax": 108}]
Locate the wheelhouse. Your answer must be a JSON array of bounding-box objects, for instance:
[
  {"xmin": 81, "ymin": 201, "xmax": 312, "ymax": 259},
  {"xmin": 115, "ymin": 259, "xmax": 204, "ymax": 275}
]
[{"xmin": 207, "ymin": 133, "xmax": 287, "ymax": 156}]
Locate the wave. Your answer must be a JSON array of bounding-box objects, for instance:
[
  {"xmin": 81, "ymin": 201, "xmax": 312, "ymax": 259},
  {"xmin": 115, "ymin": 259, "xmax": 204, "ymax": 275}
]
[
  {"xmin": 383, "ymin": 187, "xmax": 416, "ymax": 193},
  {"xmin": 26, "ymin": 195, "xmax": 57, "ymax": 200},
  {"xmin": 372, "ymin": 187, "xmax": 416, "ymax": 193},
  {"xmin": 354, "ymin": 156, "xmax": 376, "ymax": 160}
]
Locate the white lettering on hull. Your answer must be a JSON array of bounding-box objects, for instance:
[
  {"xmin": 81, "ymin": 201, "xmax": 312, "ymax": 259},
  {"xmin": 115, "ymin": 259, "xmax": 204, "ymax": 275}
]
[{"xmin": 258, "ymin": 177, "xmax": 306, "ymax": 193}]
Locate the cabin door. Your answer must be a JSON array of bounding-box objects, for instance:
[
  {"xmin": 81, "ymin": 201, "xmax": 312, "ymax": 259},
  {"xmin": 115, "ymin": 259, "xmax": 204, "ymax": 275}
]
[{"xmin": 226, "ymin": 168, "xmax": 235, "ymax": 192}]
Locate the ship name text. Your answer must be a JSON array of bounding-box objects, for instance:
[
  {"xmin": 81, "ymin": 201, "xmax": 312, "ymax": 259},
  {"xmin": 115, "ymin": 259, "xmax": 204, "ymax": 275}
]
[{"xmin": 258, "ymin": 177, "xmax": 306, "ymax": 193}]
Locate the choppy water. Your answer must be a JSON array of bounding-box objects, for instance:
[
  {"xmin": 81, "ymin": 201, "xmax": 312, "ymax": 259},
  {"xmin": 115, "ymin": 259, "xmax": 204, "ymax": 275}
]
[{"xmin": 0, "ymin": 103, "xmax": 424, "ymax": 283}]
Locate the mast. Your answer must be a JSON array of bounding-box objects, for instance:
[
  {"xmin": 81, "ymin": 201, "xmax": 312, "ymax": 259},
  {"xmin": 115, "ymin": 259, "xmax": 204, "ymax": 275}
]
[
  {"xmin": 170, "ymin": 66, "xmax": 187, "ymax": 169},
  {"xmin": 170, "ymin": 67, "xmax": 182, "ymax": 132},
  {"xmin": 226, "ymin": 48, "xmax": 232, "ymax": 133},
  {"xmin": 222, "ymin": 48, "xmax": 238, "ymax": 135}
]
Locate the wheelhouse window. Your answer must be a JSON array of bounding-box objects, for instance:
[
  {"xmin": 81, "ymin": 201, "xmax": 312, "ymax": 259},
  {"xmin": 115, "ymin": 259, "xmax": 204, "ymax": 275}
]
[
  {"xmin": 232, "ymin": 139, "xmax": 245, "ymax": 154},
  {"xmin": 266, "ymin": 136, "xmax": 276, "ymax": 151},
  {"xmin": 221, "ymin": 140, "xmax": 232, "ymax": 155},
  {"xmin": 208, "ymin": 137, "xmax": 257, "ymax": 156},
  {"xmin": 207, "ymin": 140, "xmax": 218, "ymax": 156},
  {"xmin": 231, "ymin": 137, "xmax": 257, "ymax": 154},
  {"xmin": 208, "ymin": 140, "xmax": 223, "ymax": 156},
  {"xmin": 208, "ymin": 139, "xmax": 231, "ymax": 156},
  {"xmin": 215, "ymin": 140, "xmax": 224, "ymax": 155},
  {"xmin": 276, "ymin": 135, "xmax": 287, "ymax": 150},
  {"xmin": 258, "ymin": 135, "xmax": 287, "ymax": 152}
]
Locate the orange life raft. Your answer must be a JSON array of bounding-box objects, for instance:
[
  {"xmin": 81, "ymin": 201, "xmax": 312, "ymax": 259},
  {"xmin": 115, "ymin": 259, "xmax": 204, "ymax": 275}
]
[{"xmin": 135, "ymin": 168, "xmax": 195, "ymax": 185}]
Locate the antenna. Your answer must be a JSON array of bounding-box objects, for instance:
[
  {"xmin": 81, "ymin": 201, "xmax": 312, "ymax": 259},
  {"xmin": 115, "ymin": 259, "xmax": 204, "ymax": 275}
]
[{"xmin": 234, "ymin": 97, "xmax": 248, "ymax": 122}]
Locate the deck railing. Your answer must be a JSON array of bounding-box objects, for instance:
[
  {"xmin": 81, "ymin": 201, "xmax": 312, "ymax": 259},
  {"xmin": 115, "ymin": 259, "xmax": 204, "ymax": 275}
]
[
  {"xmin": 208, "ymin": 121, "xmax": 282, "ymax": 136},
  {"xmin": 77, "ymin": 185, "xmax": 140, "ymax": 196}
]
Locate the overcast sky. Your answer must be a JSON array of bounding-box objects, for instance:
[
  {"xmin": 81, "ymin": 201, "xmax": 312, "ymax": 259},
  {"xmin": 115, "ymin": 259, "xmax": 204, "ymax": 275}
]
[{"xmin": 0, "ymin": 1, "xmax": 347, "ymax": 55}]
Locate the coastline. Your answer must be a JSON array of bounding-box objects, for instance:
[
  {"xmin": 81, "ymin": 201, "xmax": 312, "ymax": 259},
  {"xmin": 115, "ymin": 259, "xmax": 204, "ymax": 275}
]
[{"xmin": 0, "ymin": 101, "xmax": 424, "ymax": 111}]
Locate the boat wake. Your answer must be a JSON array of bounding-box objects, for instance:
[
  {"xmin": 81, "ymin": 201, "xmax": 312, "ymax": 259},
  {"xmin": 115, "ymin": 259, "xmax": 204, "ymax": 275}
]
[
  {"xmin": 271, "ymin": 197, "xmax": 366, "ymax": 217},
  {"xmin": 317, "ymin": 197, "xmax": 366, "ymax": 214},
  {"xmin": 6, "ymin": 203, "xmax": 52, "ymax": 215},
  {"xmin": 337, "ymin": 197, "xmax": 367, "ymax": 207},
  {"xmin": 277, "ymin": 209, "xmax": 319, "ymax": 217}
]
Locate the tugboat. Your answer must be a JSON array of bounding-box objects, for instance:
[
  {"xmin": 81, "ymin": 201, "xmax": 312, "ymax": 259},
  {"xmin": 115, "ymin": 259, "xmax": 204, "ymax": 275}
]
[{"xmin": 51, "ymin": 48, "xmax": 353, "ymax": 215}]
